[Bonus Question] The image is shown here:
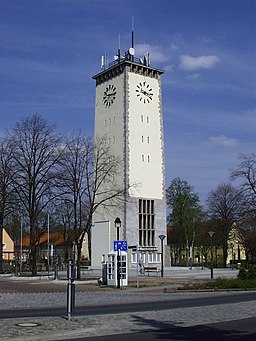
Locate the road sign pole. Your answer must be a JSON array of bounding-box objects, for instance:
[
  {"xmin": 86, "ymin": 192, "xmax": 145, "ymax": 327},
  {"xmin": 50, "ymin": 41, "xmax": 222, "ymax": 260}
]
[
  {"xmin": 117, "ymin": 250, "xmax": 121, "ymax": 288},
  {"xmin": 114, "ymin": 240, "xmax": 127, "ymax": 289},
  {"xmin": 136, "ymin": 247, "xmax": 139, "ymax": 288}
]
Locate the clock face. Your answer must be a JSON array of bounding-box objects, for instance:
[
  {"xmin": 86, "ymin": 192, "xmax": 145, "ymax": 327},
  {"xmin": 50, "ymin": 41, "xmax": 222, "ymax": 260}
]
[
  {"xmin": 103, "ymin": 84, "xmax": 117, "ymax": 108},
  {"xmin": 135, "ymin": 81, "xmax": 153, "ymax": 103}
]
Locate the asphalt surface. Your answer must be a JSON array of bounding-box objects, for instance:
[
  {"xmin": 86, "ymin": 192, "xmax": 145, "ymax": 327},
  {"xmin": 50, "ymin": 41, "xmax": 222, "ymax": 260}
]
[
  {"xmin": 1, "ymin": 292, "xmax": 256, "ymax": 319},
  {"xmin": 80, "ymin": 317, "xmax": 256, "ymax": 341},
  {"xmin": 0, "ymin": 267, "xmax": 255, "ymax": 340}
]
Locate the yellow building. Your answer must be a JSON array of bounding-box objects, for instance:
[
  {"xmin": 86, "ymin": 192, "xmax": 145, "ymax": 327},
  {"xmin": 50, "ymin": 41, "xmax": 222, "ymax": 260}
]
[
  {"xmin": 228, "ymin": 224, "xmax": 246, "ymax": 266},
  {"xmin": 2, "ymin": 228, "xmax": 14, "ymax": 261}
]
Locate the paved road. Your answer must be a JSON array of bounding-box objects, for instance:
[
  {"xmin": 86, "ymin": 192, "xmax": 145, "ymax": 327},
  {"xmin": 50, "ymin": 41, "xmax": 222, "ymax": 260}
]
[
  {"xmin": 1, "ymin": 292, "xmax": 255, "ymax": 319},
  {"xmin": 0, "ymin": 267, "xmax": 255, "ymax": 340},
  {"xmin": 78, "ymin": 317, "xmax": 256, "ymax": 341}
]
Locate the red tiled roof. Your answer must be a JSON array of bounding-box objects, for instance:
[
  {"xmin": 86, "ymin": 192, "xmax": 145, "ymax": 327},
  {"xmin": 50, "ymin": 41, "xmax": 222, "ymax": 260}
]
[{"xmin": 20, "ymin": 230, "xmax": 83, "ymax": 247}]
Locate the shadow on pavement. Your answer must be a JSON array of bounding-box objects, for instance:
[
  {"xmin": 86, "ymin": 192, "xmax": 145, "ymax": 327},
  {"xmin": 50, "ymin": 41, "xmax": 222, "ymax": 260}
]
[{"xmin": 83, "ymin": 315, "xmax": 256, "ymax": 341}]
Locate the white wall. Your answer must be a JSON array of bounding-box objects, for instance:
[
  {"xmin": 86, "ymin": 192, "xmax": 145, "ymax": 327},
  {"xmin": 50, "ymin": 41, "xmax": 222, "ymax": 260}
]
[
  {"xmin": 91, "ymin": 221, "xmax": 111, "ymax": 268},
  {"xmin": 127, "ymin": 72, "xmax": 164, "ymax": 199}
]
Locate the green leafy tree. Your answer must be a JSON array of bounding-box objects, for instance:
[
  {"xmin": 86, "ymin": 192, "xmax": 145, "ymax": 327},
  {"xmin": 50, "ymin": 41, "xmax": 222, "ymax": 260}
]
[{"xmin": 166, "ymin": 177, "xmax": 203, "ymax": 265}]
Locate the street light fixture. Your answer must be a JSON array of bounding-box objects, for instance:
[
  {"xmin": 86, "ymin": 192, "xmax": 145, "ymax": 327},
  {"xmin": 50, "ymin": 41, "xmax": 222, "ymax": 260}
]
[
  {"xmin": 114, "ymin": 217, "xmax": 121, "ymax": 288},
  {"xmin": 208, "ymin": 231, "xmax": 215, "ymax": 279},
  {"xmin": 158, "ymin": 234, "xmax": 166, "ymax": 278},
  {"xmin": 114, "ymin": 217, "xmax": 121, "ymax": 240}
]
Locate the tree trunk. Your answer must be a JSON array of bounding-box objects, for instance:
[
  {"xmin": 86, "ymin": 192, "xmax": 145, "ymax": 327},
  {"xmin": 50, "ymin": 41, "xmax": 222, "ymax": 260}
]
[
  {"xmin": 0, "ymin": 217, "xmax": 3, "ymax": 273},
  {"xmin": 245, "ymin": 252, "xmax": 249, "ymax": 269},
  {"xmin": 223, "ymin": 243, "xmax": 227, "ymax": 268},
  {"xmin": 30, "ymin": 225, "xmax": 37, "ymax": 276}
]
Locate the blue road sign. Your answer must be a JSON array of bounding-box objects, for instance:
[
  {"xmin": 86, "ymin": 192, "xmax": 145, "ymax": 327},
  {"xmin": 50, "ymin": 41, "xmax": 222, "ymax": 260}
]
[{"xmin": 114, "ymin": 240, "xmax": 128, "ymax": 251}]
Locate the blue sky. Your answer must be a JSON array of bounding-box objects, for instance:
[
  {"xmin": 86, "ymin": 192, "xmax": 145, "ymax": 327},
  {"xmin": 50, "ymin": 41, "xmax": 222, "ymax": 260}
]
[{"xmin": 0, "ymin": 0, "xmax": 255, "ymax": 205}]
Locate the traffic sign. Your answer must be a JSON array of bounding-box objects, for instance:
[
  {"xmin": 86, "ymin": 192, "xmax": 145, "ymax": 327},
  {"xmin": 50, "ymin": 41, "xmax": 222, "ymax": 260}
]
[
  {"xmin": 114, "ymin": 240, "xmax": 127, "ymax": 251},
  {"xmin": 128, "ymin": 245, "xmax": 138, "ymax": 251}
]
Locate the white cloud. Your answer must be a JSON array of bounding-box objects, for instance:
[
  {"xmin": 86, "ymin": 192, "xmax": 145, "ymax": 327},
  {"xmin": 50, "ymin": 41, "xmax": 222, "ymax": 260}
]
[
  {"xmin": 187, "ymin": 73, "xmax": 201, "ymax": 80},
  {"xmin": 170, "ymin": 43, "xmax": 178, "ymax": 50},
  {"xmin": 135, "ymin": 43, "xmax": 169, "ymax": 63},
  {"xmin": 164, "ymin": 64, "xmax": 175, "ymax": 72},
  {"xmin": 208, "ymin": 135, "xmax": 238, "ymax": 147},
  {"xmin": 180, "ymin": 55, "xmax": 219, "ymax": 70}
]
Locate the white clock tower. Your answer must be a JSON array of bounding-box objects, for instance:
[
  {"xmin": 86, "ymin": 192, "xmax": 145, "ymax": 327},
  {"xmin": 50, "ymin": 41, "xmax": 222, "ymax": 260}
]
[{"xmin": 91, "ymin": 43, "xmax": 167, "ymax": 268}]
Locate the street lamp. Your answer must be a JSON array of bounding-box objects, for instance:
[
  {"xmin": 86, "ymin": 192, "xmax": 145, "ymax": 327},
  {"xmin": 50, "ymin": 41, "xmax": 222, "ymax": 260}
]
[
  {"xmin": 200, "ymin": 246, "xmax": 204, "ymax": 270},
  {"xmin": 208, "ymin": 231, "xmax": 215, "ymax": 279},
  {"xmin": 114, "ymin": 217, "xmax": 121, "ymax": 240},
  {"xmin": 114, "ymin": 217, "xmax": 121, "ymax": 288},
  {"xmin": 230, "ymin": 243, "xmax": 234, "ymax": 270},
  {"xmin": 158, "ymin": 234, "xmax": 166, "ymax": 278}
]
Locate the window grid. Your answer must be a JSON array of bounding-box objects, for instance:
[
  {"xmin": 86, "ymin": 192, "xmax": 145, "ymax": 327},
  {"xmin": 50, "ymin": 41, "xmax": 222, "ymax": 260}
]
[
  {"xmin": 139, "ymin": 199, "xmax": 155, "ymax": 247},
  {"xmin": 148, "ymin": 253, "xmax": 161, "ymax": 263}
]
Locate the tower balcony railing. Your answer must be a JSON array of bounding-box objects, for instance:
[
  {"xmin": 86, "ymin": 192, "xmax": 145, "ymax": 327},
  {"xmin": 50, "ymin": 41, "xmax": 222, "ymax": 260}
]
[{"xmin": 107, "ymin": 54, "xmax": 149, "ymax": 69}]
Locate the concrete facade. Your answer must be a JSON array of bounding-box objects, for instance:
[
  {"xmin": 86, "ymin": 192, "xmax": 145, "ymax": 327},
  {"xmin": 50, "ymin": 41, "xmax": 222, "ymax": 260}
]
[{"xmin": 92, "ymin": 52, "xmax": 167, "ymax": 268}]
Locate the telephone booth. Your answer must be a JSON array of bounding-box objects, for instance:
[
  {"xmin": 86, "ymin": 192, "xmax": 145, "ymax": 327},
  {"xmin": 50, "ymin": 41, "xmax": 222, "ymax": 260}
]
[{"xmin": 107, "ymin": 250, "xmax": 128, "ymax": 287}]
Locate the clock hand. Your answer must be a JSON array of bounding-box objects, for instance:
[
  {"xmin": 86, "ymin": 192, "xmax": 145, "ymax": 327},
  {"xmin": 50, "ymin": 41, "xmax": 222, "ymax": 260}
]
[
  {"xmin": 140, "ymin": 89, "xmax": 153, "ymax": 98},
  {"xmin": 106, "ymin": 92, "xmax": 116, "ymax": 97}
]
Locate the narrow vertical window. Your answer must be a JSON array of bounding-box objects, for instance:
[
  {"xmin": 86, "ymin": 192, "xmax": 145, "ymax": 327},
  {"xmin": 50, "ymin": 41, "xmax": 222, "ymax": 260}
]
[
  {"xmin": 142, "ymin": 155, "xmax": 145, "ymax": 162},
  {"xmin": 141, "ymin": 115, "xmax": 144, "ymax": 122},
  {"xmin": 147, "ymin": 116, "xmax": 150, "ymax": 123},
  {"xmin": 147, "ymin": 136, "xmax": 150, "ymax": 144},
  {"xmin": 148, "ymin": 155, "xmax": 150, "ymax": 163},
  {"xmin": 141, "ymin": 135, "xmax": 144, "ymax": 143}
]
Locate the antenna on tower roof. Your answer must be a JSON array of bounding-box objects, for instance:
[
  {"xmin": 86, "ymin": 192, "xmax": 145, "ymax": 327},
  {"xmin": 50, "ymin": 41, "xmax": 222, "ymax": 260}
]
[
  {"xmin": 114, "ymin": 34, "xmax": 121, "ymax": 62},
  {"xmin": 131, "ymin": 16, "xmax": 134, "ymax": 48},
  {"xmin": 101, "ymin": 53, "xmax": 107, "ymax": 69}
]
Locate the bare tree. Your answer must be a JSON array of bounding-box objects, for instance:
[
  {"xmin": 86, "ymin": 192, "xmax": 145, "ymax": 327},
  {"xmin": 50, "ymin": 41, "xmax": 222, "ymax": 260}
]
[
  {"xmin": 231, "ymin": 153, "xmax": 256, "ymax": 213},
  {"xmin": 59, "ymin": 134, "xmax": 127, "ymax": 279},
  {"xmin": 239, "ymin": 211, "xmax": 256, "ymax": 267},
  {"xmin": 52, "ymin": 199, "xmax": 75, "ymax": 262},
  {"xmin": 0, "ymin": 138, "xmax": 15, "ymax": 272},
  {"xmin": 230, "ymin": 154, "xmax": 256, "ymax": 266},
  {"xmin": 206, "ymin": 182, "xmax": 244, "ymax": 267},
  {"xmin": 58, "ymin": 133, "xmax": 91, "ymax": 278},
  {"xmin": 8, "ymin": 115, "xmax": 62, "ymax": 275}
]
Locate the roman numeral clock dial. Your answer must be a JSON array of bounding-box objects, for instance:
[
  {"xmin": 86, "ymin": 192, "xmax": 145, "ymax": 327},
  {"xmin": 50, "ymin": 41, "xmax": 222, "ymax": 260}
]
[
  {"xmin": 102, "ymin": 84, "xmax": 117, "ymax": 108},
  {"xmin": 135, "ymin": 81, "xmax": 153, "ymax": 104}
]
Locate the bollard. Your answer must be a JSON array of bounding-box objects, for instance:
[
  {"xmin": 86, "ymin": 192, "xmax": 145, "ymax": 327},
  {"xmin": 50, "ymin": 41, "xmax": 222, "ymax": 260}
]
[{"xmin": 67, "ymin": 260, "xmax": 75, "ymax": 321}]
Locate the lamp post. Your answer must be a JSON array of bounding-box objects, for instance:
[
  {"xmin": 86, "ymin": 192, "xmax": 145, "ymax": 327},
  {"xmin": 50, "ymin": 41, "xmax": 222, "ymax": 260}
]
[
  {"xmin": 47, "ymin": 213, "xmax": 50, "ymax": 272},
  {"xmin": 201, "ymin": 246, "xmax": 204, "ymax": 270},
  {"xmin": 20, "ymin": 217, "xmax": 23, "ymax": 274},
  {"xmin": 158, "ymin": 234, "xmax": 166, "ymax": 278},
  {"xmin": 114, "ymin": 217, "xmax": 121, "ymax": 288},
  {"xmin": 230, "ymin": 243, "xmax": 234, "ymax": 270},
  {"xmin": 208, "ymin": 231, "xmax": 215, "ymax": 279}
]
